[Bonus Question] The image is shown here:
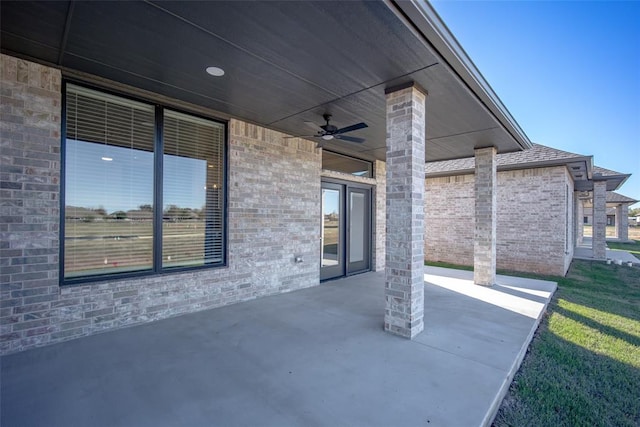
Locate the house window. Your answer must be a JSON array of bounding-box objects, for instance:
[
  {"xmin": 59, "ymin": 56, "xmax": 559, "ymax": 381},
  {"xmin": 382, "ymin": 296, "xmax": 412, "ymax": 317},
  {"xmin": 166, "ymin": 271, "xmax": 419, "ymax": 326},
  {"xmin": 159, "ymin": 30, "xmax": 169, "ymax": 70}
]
[
  {"xmin": 322, "ymin": 150, "xmax": 373, "ymax": 178},
  {"xmin": 63, "ymin": 84, "xmax": 226, "ymax": 283},
  {"xmin": 584, "ymin": 216, "xmax": 588, "ymax": 224}
]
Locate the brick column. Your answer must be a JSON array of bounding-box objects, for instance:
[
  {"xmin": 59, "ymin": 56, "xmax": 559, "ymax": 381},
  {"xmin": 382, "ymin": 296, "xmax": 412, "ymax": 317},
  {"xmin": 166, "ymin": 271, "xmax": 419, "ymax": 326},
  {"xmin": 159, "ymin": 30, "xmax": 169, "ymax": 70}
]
[
  {"xmin": 384, "ymin": 82, "xmax": 426, "ymax": 339},
  {"xmin": 474, "ymin": 147, "xmax": 497, "ymax": 286},
  {"xmin": 574, "ymin": 193, "xmax": 584, "ymax": 246},
  {"xmin": 616, "ymin": 204, "xmax": 629, "ymax": 242},
  {"xmin": 374, "ymin": 160, "xmax": 386, "ymax": 272},
  {"xmin": 573, "ymin": 192, "xmax": 583, "ymax": 246},
  {"xmin": 592, "ymin": 180, "xmax": 607, "ymax": 259}
]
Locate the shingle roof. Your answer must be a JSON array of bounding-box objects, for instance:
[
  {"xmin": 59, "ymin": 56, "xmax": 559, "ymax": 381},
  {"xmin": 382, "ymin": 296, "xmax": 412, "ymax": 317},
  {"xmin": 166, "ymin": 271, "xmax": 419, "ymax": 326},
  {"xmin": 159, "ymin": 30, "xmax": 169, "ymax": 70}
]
[
  {"xmin": 425, "ymin": 144, "xmax": 589, "ymax": 176},
  {"xmin": 606, "ymin": 191, "xmax": 638, "ymax": 204},
  {"xmin": 593, "ymin": 165, "xmax": 627, "ymax": 177}
]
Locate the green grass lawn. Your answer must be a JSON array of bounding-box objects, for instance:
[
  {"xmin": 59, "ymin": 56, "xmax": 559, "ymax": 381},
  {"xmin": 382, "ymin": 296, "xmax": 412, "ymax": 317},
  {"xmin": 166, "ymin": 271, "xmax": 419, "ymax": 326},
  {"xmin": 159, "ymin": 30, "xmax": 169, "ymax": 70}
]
[{"xmin": 493, "ymin": 260, "xmax": 640, "ymax": 426}]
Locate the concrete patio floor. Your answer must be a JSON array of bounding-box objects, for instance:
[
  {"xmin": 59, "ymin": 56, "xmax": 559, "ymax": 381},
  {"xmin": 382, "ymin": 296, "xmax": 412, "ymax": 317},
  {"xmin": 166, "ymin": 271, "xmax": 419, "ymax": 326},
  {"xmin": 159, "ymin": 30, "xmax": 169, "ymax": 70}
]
[
  {"xmin": 574, "ymin": 237, "xmax": 640, "ymax": 265},
  {"xmin": 1, "ymin": 267, "xmax": 556, "ymax": 427}
]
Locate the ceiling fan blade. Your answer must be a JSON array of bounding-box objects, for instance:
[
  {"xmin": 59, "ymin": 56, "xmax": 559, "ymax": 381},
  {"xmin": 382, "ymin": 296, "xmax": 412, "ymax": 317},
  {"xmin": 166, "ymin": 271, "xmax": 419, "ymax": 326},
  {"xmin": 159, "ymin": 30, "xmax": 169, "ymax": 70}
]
[
  {"xmin": 335, "ymin": 122, "xmax": 368, "ymax": 135},
  {"xmin": 334, "ymin": 134, "xmax": 365, "ymax": 143},
  {"xmin": 304, "ymin": 121, "xmax": 323, "ymax": 132},
  {"xmin": 284, "ymin": 134, "xmax": 318, "ymax": 139}
]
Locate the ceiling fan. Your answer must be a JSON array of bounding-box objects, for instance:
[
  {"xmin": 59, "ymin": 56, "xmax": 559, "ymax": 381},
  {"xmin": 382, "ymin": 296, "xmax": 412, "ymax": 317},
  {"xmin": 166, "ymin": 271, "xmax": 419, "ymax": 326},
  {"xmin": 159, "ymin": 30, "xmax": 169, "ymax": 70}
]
[{"xmin": 288, "ymin": 114, "xmax": 368, "ymax": 147}]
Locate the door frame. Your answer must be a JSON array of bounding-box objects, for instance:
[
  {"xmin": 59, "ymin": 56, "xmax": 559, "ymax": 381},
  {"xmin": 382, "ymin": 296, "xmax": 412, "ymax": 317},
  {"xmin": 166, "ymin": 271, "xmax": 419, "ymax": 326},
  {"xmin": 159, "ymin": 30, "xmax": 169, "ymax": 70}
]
[{"xmin": 320, "ymin": 178, "xmax": 373, "ymax": 281}]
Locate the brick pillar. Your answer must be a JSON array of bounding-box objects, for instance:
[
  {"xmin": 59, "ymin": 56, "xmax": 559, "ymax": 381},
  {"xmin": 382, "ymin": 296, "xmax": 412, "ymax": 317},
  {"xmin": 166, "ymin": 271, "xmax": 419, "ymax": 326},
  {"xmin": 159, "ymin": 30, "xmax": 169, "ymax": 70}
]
[
  {"xmin": 592, "ymin": 181, "xmax": 607, "ymax": 259},
  {"xmin": 574, "ymin": 193, "xmax": 584, "ymax": 246},
  {"xmin": 384, "ymin": 82, "xmax": 426, "ymax": 339},
  {"xmin": 616, "ymin": 204, "xmax": 629, "ymax": 242},
  {"xmin": 374, "ymin": 160, "xmax": 386, "ymax": 272},
  {"xmin": 474, "ymin": 147, "xmax": 497, "ymax": 286}
]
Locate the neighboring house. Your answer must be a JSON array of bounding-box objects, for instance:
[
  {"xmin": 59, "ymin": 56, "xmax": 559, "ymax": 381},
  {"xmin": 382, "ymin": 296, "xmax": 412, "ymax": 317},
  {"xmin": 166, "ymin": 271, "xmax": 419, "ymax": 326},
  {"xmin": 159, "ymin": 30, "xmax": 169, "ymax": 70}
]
[
  {"xmin": 0, "ymin": 1, "xmax": 534, "ymax": 353},
  {"xmin": 582, "ymin": 191, "xmax": 638, "ymax": 235},
  {"xmin": 424, "ymin": 144, "xmax": 631, "ymax": 276},
  {"xmin": 582, "ymin": 191, "xmax": 638, "ymax": 226}
]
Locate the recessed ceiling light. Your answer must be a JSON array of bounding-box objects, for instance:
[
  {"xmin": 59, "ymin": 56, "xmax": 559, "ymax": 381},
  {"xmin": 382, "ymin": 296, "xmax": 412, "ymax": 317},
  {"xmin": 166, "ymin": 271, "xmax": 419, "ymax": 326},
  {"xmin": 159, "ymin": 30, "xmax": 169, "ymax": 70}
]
[
  {"xmin": 101, "ymin": 157, "xmax": 113, "ymax": 162},
  {"xmin": 206, "ymin": 66, "xmax": 225, "ymax": 77}
]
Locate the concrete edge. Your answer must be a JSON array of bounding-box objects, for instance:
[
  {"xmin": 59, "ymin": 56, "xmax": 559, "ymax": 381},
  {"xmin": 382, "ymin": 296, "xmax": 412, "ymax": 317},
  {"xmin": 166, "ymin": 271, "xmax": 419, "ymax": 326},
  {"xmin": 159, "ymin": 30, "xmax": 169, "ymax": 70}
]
[{"xmin": 480, "ymin": 280, "xmax": 558, "ymax": 427}]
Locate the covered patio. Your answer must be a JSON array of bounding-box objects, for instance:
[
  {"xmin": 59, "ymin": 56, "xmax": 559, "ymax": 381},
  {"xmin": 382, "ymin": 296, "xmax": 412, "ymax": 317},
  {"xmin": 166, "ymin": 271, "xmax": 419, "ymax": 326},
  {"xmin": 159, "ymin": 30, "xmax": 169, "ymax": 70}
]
[
  {"xmin": 2, "ymin": 267, "xmax": 556, "ymax": 427},
  {"xmin": 0, "ymin": 0, "xmax": 534, "ymax": 351}
]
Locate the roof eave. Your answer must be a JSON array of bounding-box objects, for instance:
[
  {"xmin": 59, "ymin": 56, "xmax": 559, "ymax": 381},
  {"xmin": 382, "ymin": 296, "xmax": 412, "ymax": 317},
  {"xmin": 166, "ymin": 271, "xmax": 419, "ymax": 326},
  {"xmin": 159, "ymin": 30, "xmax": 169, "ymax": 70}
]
[
  {"xmin": 425, "ymin": 155, "xmax": 592, "ymax": 178},
  {"xmin": 390, "ymin": 0, "xmax": 532, "ymax": 151}
]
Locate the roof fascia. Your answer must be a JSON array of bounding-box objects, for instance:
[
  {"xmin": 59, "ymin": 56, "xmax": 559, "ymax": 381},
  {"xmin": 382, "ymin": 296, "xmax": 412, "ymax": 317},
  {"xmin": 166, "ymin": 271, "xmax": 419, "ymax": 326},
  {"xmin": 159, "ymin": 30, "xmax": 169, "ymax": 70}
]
[
  {"xmin": 388, "ymin": 0, "xmax": 532, "ymax": 151},
  {"xmin": 425, "ymin": 155, "xmax": 592, "ymax": 178}
]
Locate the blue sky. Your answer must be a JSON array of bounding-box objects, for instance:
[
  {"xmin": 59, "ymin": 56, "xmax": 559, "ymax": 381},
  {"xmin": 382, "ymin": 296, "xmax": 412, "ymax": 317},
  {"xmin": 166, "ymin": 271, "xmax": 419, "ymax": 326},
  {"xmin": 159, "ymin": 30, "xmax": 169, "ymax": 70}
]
[{"xmin": 432, "ymin": 0, "xmax": 640, "ymax": 209}]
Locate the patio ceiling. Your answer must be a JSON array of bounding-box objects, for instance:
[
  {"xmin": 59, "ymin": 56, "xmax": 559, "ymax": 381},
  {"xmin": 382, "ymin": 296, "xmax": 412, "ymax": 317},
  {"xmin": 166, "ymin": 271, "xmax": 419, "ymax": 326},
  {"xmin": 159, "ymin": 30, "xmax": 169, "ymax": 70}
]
[{"xmin": 0, "ymin": 0, "xmax": 532, "ymax": 162}]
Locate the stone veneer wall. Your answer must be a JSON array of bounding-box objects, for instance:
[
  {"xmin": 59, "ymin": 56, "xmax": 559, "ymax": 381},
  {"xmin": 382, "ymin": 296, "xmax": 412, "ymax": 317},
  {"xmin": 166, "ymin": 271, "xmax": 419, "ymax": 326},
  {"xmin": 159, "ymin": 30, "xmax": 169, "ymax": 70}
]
[
  {"xmin": 425, "ymin": 165, "xmax": 574, "ymax": 276},
  {"xmin": 1, "ymin": 55, "xmax": 321, "ymax": 355}
]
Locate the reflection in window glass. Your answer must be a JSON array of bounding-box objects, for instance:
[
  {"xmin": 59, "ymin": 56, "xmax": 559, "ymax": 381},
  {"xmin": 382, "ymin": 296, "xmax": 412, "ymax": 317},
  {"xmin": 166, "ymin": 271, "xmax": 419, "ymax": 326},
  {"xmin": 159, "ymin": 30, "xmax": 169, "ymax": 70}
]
[
  {"xmin": 63, "ymin": 84, "xmax": 226, "ymax": 281},
  {"xmin": 65, "ymin": 86, "xmax": 155, "ymax": 278},
  {"xmin": 163, "ymin": 110, "xmax": 225, "ymax": 268},
  {"xmin": 322, "ymin": 189, "xmax": 341, "ymax": 267}
]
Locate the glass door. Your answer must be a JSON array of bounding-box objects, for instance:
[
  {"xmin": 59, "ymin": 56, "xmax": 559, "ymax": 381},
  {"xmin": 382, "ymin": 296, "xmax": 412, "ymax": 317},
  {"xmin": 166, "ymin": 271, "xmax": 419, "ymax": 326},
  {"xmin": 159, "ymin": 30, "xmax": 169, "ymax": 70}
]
[
  {"xmin": 321, "ymin": 181, "xmax": 371, "ymax": 280},
  {"xmin": 321, "ymin": 183, "xmax": 344, "ymax": 280},
  {"xmin": 347, "ymin": 187, "xmax": 370, "ymax": 274}
]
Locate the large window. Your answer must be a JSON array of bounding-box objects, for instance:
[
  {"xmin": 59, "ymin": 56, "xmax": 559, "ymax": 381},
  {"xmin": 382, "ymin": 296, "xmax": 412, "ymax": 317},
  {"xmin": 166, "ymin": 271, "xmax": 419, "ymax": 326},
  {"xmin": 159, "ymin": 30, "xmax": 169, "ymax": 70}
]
[{"xmin": 63, "ymin": 84, "xmax": 226, "ymax": 282}]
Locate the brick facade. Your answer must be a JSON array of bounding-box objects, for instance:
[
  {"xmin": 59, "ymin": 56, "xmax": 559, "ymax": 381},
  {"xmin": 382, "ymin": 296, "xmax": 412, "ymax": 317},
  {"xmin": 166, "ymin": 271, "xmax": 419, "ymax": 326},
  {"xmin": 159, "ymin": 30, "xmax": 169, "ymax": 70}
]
[
  {"xmin": 425, "ymin": 165, "xmax": 575, "ymax": 276},
  {"xmin": 425, "ymin": 174, "xmax": 474, "ymax": 263},
  {"xmin": 1, "ymin": 55, "xmax": 328, "ymax": 355},
  {"xmin": 1, "ymin": 56, "xmax": 62, "ymax": 353}
]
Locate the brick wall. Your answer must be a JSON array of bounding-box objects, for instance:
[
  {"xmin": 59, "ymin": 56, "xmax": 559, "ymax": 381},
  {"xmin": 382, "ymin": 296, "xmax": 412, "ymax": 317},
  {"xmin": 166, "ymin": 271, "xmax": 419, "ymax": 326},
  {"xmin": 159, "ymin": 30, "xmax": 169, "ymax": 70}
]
[
  {"xmin": 1, "ymin": 55, "xmax": 62, "ymax": 352},
  {"xmin": 425, "ymin": 165, "xmax": 574, "ymax": 276},
  {"xmin": 425, "ymin": 174, "xmax": 475, "ymax": 265},
  {"xmin": 1, "ymin": 55, "xmax": 322, "ymax": 355}
]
